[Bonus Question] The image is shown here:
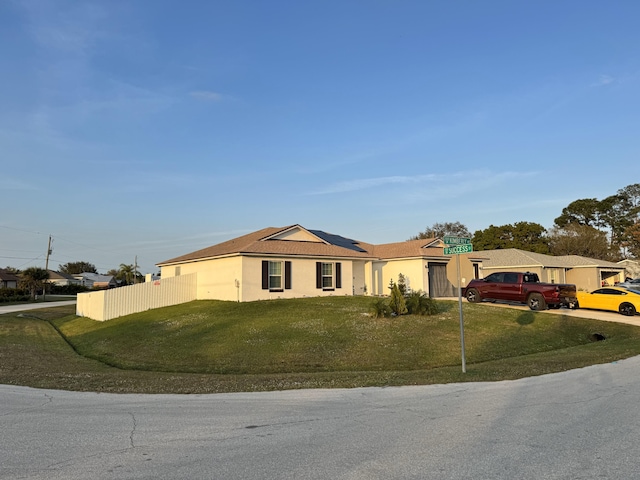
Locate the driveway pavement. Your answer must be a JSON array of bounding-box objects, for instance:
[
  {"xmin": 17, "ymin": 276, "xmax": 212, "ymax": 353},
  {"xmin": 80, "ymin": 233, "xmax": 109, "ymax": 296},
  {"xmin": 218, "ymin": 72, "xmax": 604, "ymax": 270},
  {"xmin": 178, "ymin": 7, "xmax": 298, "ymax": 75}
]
[{"xmin": 444, "ymin": 296, "xmax": 640, "ymax": 327}]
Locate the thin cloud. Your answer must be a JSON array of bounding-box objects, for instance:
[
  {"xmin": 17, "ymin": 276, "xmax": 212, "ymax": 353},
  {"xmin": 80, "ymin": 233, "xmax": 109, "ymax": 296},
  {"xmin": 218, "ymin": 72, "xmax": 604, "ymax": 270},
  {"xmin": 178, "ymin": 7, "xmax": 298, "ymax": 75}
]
[
  {"xmin": 309, "ymin": 174, "xmax": 441, "ymax": 195},
  {"xmin": 190, "ymin": 91, "xmax": 225, "ymax": 102},
  {"xmin": 18, "ymin": 1, "xmax": 111, "ymax": 55},
  {"xmin": 591, "ymin": 75, "xmax": 614, "ymax": 87},
  {"xmin": 310, "ymin": 170, "xmax": 538, "ymax": 197}
]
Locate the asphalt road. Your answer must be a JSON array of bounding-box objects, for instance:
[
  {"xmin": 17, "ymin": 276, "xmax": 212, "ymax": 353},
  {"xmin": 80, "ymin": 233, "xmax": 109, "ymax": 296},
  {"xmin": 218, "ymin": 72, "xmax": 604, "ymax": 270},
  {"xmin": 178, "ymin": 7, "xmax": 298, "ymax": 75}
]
[
  {"xmin": 0, "ymin": 299, "xmax": 76, "ymax": 314},
  {"xmin": 2, "ymin": 355, "xmax": 640, "ymax": 479}
]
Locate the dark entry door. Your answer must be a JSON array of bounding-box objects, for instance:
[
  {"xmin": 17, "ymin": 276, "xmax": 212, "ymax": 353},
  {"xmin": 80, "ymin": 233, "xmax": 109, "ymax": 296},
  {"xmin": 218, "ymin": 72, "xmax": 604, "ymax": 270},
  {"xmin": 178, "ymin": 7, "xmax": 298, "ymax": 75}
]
[{"xmin": 428, "ymin": 263, "xmax": 455, "ymax": 297}]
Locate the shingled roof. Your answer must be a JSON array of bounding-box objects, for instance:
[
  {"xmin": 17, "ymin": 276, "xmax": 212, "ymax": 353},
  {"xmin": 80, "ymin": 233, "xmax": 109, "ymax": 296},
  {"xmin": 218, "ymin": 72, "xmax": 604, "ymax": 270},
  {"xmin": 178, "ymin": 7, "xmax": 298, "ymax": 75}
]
[
  {"xmin": 0, "ymin": 269, "xmax": 20, "ymax": 282},
  {"xmin": 479, "ymin": 248, "xmax": 624, "ymax": 269},
  {"xmin": 157, "ymin": 225, "xmax": 444, "ymax": 266}
]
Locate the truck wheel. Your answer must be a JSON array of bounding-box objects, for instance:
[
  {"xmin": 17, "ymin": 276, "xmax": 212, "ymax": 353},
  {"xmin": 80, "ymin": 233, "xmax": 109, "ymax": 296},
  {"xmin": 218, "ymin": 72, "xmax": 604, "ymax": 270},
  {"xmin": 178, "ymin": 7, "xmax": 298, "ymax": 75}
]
[
  {"xmin": 619, "ymin": 303, "xmax": 636, "ymax": 316},
  {"xmin": 528, "ymin": 293, "xmax": 547, "ymax": 311},
  {"xmin": 466, "ymin": 288, "xmax": 481, "ymax": 303}
]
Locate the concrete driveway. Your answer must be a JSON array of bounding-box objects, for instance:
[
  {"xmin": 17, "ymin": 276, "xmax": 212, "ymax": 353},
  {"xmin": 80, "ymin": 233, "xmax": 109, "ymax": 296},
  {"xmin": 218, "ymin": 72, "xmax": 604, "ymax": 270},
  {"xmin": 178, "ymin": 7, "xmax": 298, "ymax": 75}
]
[{"xmin": 467, "ymin": 298, "xmax": 640, "ymax": 327}]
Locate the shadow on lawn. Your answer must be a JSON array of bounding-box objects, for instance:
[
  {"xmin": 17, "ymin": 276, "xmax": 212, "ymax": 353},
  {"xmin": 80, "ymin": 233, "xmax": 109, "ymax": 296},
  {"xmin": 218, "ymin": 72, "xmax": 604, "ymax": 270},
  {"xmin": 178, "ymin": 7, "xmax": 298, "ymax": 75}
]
[{"xmin": 516, "ymin": 311, "xmax": 536, "ymax": 326}]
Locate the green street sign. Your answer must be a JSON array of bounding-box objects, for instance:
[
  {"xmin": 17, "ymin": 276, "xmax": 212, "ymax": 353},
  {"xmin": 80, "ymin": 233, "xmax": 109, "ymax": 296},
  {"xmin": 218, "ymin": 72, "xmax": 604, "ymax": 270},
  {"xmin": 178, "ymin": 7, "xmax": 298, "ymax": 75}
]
[
  {"xmin": 444, "ymin": 244, "xmax": 473, "ymax": 255},
  {"xmin": 443, "ymin": 236, "xmax": 472, "ymax": 245}
]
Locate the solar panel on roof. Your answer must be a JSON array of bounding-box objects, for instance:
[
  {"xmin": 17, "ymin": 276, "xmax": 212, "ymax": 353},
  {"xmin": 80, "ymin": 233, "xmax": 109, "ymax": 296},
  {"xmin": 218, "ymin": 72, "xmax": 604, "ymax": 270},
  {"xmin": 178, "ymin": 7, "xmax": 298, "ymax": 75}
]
[{"xmin": 309, "ymin": 230, "xmax": 368, "ymax": 253}]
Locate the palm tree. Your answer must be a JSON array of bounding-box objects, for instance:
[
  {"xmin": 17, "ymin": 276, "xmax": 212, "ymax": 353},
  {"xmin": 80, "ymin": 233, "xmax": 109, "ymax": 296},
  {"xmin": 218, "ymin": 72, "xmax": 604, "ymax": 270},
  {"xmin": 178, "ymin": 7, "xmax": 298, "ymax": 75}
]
[
  {"xmin": 118, "ymin": 264, "xmax": 135, "ymax": 285},
  {"xmin": 20, "ymin": 267, "xmax": 50, "ymax": 300}
]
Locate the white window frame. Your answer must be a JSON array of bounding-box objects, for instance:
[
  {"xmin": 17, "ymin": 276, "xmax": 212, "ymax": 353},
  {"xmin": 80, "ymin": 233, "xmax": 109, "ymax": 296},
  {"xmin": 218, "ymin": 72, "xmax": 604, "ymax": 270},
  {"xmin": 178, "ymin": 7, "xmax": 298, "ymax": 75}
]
[
  {"xmin": 268, "ymin": 261, "xmax": 283, "ymax": 291},
  {"xmin": 322, "ymin": 262, "xmax": 333, "ymax": 289}
]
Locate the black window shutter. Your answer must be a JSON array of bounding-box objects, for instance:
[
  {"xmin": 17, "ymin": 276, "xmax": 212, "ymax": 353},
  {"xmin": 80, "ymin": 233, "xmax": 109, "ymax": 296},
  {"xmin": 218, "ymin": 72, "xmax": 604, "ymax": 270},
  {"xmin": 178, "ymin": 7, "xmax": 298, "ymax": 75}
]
[
  {"xmin": 316, "ymin": 262, "xmax": 322, "ymax": 289},
  {"xmin": 262, "ymin": 261, "xmax": 268, "ymax": 290},
  {"xmin": 285, "ymin": 261, "xmax": 292, "ymax": 289},
  {"xmin": 335, "ymin": 262, "xmax": 342, "ymax": 289}
]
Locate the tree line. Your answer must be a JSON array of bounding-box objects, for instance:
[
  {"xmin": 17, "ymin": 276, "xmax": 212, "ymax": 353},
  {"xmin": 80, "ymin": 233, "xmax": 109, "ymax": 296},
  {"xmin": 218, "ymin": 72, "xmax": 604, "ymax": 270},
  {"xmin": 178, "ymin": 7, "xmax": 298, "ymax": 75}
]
[
  {"xmin": 410, "ymin": 183, "xmax": 640, "ymax": 261},
  {"xmin": 3, "ymin": 261, "xmax": 145, "ymax": 300}
]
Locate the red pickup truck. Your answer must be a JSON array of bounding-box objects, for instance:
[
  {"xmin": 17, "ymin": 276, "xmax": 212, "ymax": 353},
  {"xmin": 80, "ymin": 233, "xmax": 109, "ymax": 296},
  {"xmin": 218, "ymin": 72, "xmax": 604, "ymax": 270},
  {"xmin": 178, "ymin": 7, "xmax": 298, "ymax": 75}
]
[{"xmin": 464, "ymin": 272, "xmax": 577, "ymax": 310}]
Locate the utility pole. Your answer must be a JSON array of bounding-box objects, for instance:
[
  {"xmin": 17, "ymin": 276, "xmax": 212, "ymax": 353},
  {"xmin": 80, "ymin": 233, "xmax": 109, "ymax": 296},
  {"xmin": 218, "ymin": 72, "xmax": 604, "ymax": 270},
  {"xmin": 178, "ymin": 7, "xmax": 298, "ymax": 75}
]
[
  {"xmin": 44, "ymin": 235, "xmax": 52, "ymax": 301},
  {"xmin": 134, "ymin": 255, "xmax": 138, "ymax": 284}
]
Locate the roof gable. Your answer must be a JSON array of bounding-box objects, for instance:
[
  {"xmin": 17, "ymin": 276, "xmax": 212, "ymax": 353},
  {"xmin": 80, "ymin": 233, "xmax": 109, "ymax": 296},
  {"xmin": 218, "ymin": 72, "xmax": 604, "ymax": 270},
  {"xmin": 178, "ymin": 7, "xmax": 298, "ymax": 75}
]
[
  {"xmin": 264, "ymin": 225, "xmax": 326, "ymax": 243},
  {"xmin": 47, "ymin": 270, "xmax": 77, "ymax": 281}
]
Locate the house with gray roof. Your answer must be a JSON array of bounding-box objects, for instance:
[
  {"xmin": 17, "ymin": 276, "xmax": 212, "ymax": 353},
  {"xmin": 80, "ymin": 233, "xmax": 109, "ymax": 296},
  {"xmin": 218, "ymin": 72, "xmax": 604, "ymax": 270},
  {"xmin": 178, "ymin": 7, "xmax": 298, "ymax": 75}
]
[
  {"xmin": 478, "ymin": 248, "xmax": 625, "ymax": 291},
  {"xmin": 74, "ymin": 272, "xmax": 117, "ymax": 289}
]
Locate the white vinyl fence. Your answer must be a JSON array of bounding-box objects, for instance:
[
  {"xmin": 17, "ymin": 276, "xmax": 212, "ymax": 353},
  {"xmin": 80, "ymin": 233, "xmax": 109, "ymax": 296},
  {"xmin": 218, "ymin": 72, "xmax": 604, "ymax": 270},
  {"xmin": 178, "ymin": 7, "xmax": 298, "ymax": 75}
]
[{"xmin": 76, "ymin": 273, "xmax": 197, "ymax": 321}]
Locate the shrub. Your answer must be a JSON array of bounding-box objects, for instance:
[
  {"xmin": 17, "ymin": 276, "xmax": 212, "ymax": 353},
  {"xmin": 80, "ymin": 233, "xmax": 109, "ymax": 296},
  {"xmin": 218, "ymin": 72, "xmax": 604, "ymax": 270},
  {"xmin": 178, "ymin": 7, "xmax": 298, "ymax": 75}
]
[
  {"xmin": 371, "ymin": 298, "xmax": 392, "ymax": 318},
  {"xmin": 389, "ymin": 284, "xmax": 408, "ymax": 316},
  {"xmin": 50, "ymin": 284, "xmax": 89, "ymax": 295},
  {"xmin": 0, "ymin": 288, "xmax": 30, "ymax": 303},
  {"xmin": 405, "ymin": 290, "xmax": 439, "ymax": 315}
]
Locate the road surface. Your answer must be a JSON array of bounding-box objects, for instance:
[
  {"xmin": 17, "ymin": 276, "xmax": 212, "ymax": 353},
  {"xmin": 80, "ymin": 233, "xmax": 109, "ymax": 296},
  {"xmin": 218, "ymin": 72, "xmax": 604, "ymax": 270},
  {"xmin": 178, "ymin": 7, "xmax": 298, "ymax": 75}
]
[{"xmin": 2, "ymin": 355, "xmax": 640, "ymax": 479}]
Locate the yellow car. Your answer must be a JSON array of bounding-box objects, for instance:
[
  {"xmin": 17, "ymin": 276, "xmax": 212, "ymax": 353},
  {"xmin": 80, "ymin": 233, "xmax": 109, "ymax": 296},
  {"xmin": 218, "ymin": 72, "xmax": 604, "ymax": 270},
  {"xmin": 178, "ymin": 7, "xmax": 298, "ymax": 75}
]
[{"xmin": 576, "ymin": 286, "xmax": 640, "ymax": 316}]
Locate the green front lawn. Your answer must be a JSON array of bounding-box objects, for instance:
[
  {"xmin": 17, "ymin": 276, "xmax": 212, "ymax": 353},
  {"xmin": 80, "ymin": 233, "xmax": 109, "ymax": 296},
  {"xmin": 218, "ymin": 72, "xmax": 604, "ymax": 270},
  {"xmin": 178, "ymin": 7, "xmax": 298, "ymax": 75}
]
[{"xmin": 1, "ymin": 297, "xmax": 639, "ymax": 393}]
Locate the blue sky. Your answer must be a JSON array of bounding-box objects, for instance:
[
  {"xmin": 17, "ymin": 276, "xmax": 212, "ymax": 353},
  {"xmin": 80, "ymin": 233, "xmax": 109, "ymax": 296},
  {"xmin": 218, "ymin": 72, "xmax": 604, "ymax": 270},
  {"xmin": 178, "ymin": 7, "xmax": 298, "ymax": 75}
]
[{"xmin": 1, "ymin": 0, "xmax": 639, "ymax": 275}]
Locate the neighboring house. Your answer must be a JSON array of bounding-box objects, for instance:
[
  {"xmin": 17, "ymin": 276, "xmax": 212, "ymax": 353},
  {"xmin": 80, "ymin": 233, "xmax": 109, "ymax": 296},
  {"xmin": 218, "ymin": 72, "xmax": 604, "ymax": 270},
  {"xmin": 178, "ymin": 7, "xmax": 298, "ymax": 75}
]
[
  {"xmin": 46, "ymin": 270, "xmax": 81, "ymax": 286},
  {"xmin": 0, "ymin": 269, "xmax": 20, "ymax": 289},
  {"xmin": 156, "ymin": 224, "xmax": 484, "ymax": 302},
  {"xmin": 617, "ymin": 259, "xmax": 640, "ymax": 280},
  {"xmin": 73, "ymin": 272, "xmax": 117, "ymax": 289},
  {"xmin": 477, "ymin": 248, "xmax": 625, "ymax": 291}
]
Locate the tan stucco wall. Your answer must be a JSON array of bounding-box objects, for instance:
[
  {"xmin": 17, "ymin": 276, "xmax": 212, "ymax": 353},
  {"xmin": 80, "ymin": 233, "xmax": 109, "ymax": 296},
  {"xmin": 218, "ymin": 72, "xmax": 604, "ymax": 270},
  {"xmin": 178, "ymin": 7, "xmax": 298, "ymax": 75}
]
[
  {"xmin": 160, "ymin": 256, "xmax": 243, "ymax": 301},
  {"xmin": 567, "ymin": 268, "xmax": 623, "ymax": 291},
  {"xmin": 163, "ymin": 256, "xmax": 356, "ymax": 302},
  {"xmin": 445, "ymin": 255, "xmax": 477, "ymax": 290},
  {"xmin": 567, "ymin": 268, "xmax": 598, "ymax": 291},
  {"xmin": 241, "ymin": 256, "xmax": 353, "ymax": 301},
  {"xmin": 373, "ymin": 258, "xmax": 429, "ymax": 295},
  {"xmin": 160, "ymin": 254, "xmax": 466, "ymax": 301}
]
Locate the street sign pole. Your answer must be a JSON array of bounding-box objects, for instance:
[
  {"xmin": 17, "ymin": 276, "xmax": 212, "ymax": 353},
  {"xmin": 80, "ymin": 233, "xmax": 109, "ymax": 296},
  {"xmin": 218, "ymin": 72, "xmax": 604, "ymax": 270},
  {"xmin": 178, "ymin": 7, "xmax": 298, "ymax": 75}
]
[
  {"xmin": 443, "ymin": 236, "xmax": 471, "ymax": 374},
  {"xmin": 456, "ymin": 254, "xmax": 466, "ymax": 373}
]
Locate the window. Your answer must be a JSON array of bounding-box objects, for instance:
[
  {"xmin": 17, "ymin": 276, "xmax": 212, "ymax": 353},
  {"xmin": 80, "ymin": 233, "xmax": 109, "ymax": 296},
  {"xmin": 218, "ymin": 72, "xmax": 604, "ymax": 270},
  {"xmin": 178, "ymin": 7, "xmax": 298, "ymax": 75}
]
[
  {"xmin": 175, "ymin": 266, "xmax": 181, "ymax": 276},
  {"xmin": 485, "ymin": 273, "xmax": 503, "ymax": 283},
  {"xmin": 316, "ymin": 262, "xmax": 341, "ymax": 290},
  {"xmin": 594, "ymin": 288, "xmax": 625, "ymax": 296},
  {"xmin": 269, "ymin": 261, "xmax": 282, "ymax": 290},
  {"xmin": 322, "ymin": 263, "xmax": 333, "ymax": 289},
  {"xmin": 261, "ymin": 261, "xmax": 291, "ymax": 291},
  {"xmin": 523, "ymin": 273, "xmax": 539, "ymax": 283},
  {"xmin": 504, "ymin": 273, "xmax": 518, "ymax": 283}
]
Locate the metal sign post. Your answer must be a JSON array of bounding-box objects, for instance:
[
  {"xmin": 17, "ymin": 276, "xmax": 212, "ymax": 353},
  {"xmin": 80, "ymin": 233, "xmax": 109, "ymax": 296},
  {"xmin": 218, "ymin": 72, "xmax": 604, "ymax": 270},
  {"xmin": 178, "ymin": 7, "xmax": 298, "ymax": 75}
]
[
  {"xmin": 456, "ymin": 254, "xmax": 466, "ymax": 373},
  {"xmin": 443, "ymin": 237, "xmax": 473, "ymax": 374}
]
